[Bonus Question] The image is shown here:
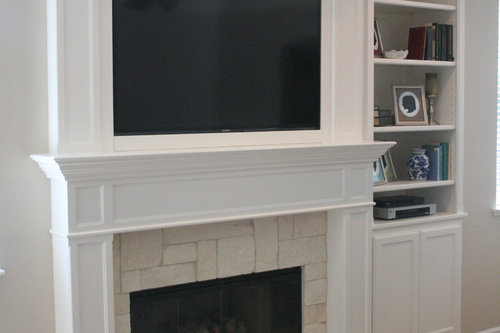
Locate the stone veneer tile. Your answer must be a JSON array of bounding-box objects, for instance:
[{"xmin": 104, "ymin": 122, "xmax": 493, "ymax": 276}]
[
  {"xmin": 197, "ymin": 240, "xmax": 217, "ymax": 281},
  {"xmin": 113, "ymin": 235, "xmax": 121, "ymax": 293},
  {"xmin": 121, "ymin": 230, "xmax": 162, "ymax": 271},
  {"xmin": 278, "ymin": 215, "xmax": 294, "ymax": 240},
  {"xmin": 217, "ymin": 235, "xmax": 255, "ymax": 278},
  {"xmin": 304, "ymin": 279, "xmax": 327, "ymax": 305},
  {"xmin": 163, "ymin": 220, "xmax": 253, "ymax": 244},
  {"xmin": 163, "ymin": 243, "xmax": 197, "ymax": 265},
  {"xmin": 254, "ymin": 217, "xmax": 278, "ymax": 272},
  {"xmin": 293, "ymin": 212, "xmax": 327, "ymax": 238},
  {"xmin": 304, "ymin": 303, "xmax": 327, "ymax": 324},
  {"xmin": 115, "ymin": 314, "xmax": 131, "ymax": 333},
  {"xmin": 121, "ymin": 270, "xmax": 140, "ymax": 293},
  {"xmin": 278, "ymin": 236, "xmax": 326, "ymax": 268},
  {"xmin": 115, "ymin": 293, "xmax": 130, "ymax": 316},
  {"xmin": 304, "ymin": 262, "xmax": 327, "ymax": 281},
  {"xmin": 141, "ymin": 263, "xmax": 196, "ymax": 290},
  {"xmin": 304, "ymin": 323, "xmax": 327, "ymax": 333}
]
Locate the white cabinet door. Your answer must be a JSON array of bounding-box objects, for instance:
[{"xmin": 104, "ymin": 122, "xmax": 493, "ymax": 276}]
[
  {"xmin": 419, "ymin": 225, "xmax": 462, "ymax": 333},
  {"xmin": 373, "ymin": 231, "xmax": 419, "ymax": 333}
]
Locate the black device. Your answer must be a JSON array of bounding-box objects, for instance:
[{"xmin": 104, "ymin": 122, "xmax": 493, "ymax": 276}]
[
  {"xmin": 374, "ymin": 195, "xmax": 425, "ymax": 208},
  {"xmin": 112, "ymin": 0, "xmax": 321, "ymax": 136}
]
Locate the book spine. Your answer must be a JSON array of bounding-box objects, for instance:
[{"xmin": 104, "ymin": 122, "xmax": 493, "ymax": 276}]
[
  {"xmin": 440, "ymin": 142, "xmax": 449, "ymax": 180},
  {"xmin": 447, "ymin": 25, "xmax": 454, "ymax": 61},
  {"xmin": 425, "ymin": 26, "xmax": 433, "ymax": 60},
  {"xmin": 423, "ymin": 144, "xmax": 441, "ymax": 180},
  {"xmin": 433, "ymin": 23, "xmax": 440, "ymax": 61}
]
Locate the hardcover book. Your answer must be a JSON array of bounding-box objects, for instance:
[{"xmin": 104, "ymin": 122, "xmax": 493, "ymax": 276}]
[{"xmin": 407, "ymin": 27, "xmax": 427, "ymax": 60}]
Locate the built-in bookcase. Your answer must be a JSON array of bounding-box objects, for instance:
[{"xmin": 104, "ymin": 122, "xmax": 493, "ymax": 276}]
[
  {"xmin": 369, "ymin": 0, "xmax": 464, "ymax": 225},
  {"xmin": 369, "ymin": 2, "xmax": 465, "ymax": 331}
]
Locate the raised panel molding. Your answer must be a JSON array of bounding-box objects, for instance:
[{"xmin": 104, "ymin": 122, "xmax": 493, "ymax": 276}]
[
  {"xmin": 33, "ymin": 143, "xmax": 392, "ymax": 237},
  {"xmin": 373, "ymin": 231, "xmax": 419, "ymax": 333}
]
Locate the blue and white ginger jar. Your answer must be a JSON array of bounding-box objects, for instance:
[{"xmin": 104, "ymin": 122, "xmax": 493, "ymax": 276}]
[{"xmin": 407, "ymin": 148, "xmax": 430, "ymax": 180}]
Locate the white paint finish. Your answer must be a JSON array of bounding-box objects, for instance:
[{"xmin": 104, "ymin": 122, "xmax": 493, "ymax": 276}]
[
  {"xmin": 33, "ymin": 143, "xmax": 393, "ymax": 238},
  {"xmin": 419, "ymin": 225, "xmax": 461, "ymax": 333},
  {"xmin": 75, "ymin": 186, "xmax": 103, "ymax": 225},
  {"xmin": 350, "ymin": 166, "xmax": 370, "ymax": 200},
  {"xmin": 372, "ymin": 220, "xmax": 463, "ymax": 333},
  {"xmin": 327, "ymin": 208, "xmax": 373, "ymax": 333},
  {"xmin": 47, "ymin": 0, "xmax": 102, "ymax": 153},
  {"xmin": 72, "ymin": 236, "xmax": 115, "ymax": 333},
  {"xmin": 463, "ymin": 1, "xmax": 500, "ymax": 332},
  {"xmin": 373, "ymin": 231, "xmax": 419, "ymax": 333},
  {"xmin": 332, "ymin": 0, "xmax": 366, "ymax": 143},
  {"xmin": 111, "ymin": 167, "xmax": 343, "ymax": 223},
  {"xmin": 34, "ymin": 144, "xmax": 383, "ymax": 333},
  {"xmin": 0, "ymin": 2, "xmax": 54, "ymax": 333}
]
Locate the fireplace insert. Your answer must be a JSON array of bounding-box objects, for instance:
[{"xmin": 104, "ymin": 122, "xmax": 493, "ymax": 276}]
[{"xmin": 130, "ymin": 267, "xmax": 302, "ymax": 333}]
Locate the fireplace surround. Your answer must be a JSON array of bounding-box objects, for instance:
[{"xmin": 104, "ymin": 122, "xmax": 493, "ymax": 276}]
[
  {"xmin": 32, "ymin": 142, "xmax": 393, "ymax": 333},
  {"xmin": 31, "ymin": 0, "xmax": 392, "ymax": 332}
]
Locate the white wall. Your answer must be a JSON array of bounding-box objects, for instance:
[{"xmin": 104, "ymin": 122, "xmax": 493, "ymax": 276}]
[
  {"xmin": 0, "ymin": 1, "xmax": 54, "ymax": 332},
  {"xmin": 463, "ymin": 0, "xmax": 500, "ymax": 332}
]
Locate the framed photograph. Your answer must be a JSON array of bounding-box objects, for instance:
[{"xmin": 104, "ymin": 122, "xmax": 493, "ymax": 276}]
[
  {"xmin": 381, "ymin": 150, "xmax": 397, "ymax": 181},
  {"xmin": 374, "ymin": 18, "xmax": 384, "ymax": 57},
  {"xmin": 373, "ymin": 157, "xmax": 387, "ymax": 185},
  {"xmin": 393, "ymin": 85, "xmax": 428, "ymax": 125}
]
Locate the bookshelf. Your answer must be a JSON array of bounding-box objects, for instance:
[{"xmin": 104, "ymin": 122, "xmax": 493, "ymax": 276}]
[
  {"xmin": 369, "ymin": 1, "xmax": 464, "ymax": 332},
  {"xmin": 370, "ymin": 0, "xmax": 464, "ymax": 218}
]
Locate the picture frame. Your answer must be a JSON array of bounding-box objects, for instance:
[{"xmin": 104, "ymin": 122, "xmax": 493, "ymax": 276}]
[
  {"xmin": 381, "ymin": 150, "xmax": 397, "ymax": 181},
  {"xmin": 393, "ymin": 85, "xmax": 428, "ymax": 125},
  {"xmin": 374, "ymin": 18, "xmax": 384, "ymax": 57},
  {"xmin": 373, "ymin": 157, "xmax": 387, "ymax": 185}
]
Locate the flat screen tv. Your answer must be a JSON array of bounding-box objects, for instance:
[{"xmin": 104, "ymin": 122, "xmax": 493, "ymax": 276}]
[{"xmin": 112, "ymin": 0, "xmax": 321, "ymax": 136}]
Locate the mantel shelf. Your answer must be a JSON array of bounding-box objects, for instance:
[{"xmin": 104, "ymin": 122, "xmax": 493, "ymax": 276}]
[
  {"xmin": 374, "ymin": 179, "xmax": 455, "ymax": 192},
  {"xmin": 374, "ymin": 58, "xmax": 456, "ymax": 67},
  {"xmin": 374, "ymin": 125, "xmax": 456, "ymax": 133},
  {"xmin": 375, "ymin": 0, "xmax": 456, "ymax": 14}
]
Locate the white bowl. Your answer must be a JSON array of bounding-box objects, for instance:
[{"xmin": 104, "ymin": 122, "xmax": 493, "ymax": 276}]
[{"xmin": 383, "ymin": 50, "xmax": 409, "ymax": 59}]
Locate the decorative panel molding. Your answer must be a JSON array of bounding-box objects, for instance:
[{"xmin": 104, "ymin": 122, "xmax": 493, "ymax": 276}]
[{"xmin": 33, "ymin": 143, "xmax": 392, "ymax": 237}]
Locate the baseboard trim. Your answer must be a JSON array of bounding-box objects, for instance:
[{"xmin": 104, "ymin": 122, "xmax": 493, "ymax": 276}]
[{"xmin": 477, "ymin": 326, "xmax": 500, "ymax": 333}]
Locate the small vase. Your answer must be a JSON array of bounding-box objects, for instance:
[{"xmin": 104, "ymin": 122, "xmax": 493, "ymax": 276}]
[{"xmin": 407, "ymin": 148, "xmax": 430, "ymax": 180}]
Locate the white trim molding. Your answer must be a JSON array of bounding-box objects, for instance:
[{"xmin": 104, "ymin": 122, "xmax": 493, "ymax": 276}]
[
  {"xmin": 33, "ymin": 142, "xmax": 393, "ymax": 333},
  {"xmin": 477, "ymin": 327, "xmax": 500, "ymax": 333}
]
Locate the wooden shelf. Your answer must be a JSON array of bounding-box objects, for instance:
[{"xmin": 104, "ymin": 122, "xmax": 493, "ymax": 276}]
[
  {"xmin": 374, "ymin": 124, "xmax": 455, "ymax": 133},
  {"xmin": 375, "ymin": 0, "xmax": 456, "ymax": 14},
  {"xmin": 373, "ymin": 179, "xmax": 454, "ymax": 193},
  {"xmin": 373, "ymin": 212, "xmax": 467, "ymax": 230},
  {"xmin": 374, "ymin": 58, "xmax": 456, "ymax": 67}
]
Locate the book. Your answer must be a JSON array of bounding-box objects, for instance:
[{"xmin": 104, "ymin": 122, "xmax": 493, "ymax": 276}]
[
  {"xmin": 425, "ymin": 26, "xmax": 433, "ymax": 60},
  {"xmin": 447, "ymin": 25, "xmax": 454, "ymax": 61},
  {"xmin": 422, "ymin": 144, "xmax": 441, "ymax": 180},
  {"xmin": 407, "ymin": 27, "xmax": 427, "ymax": 60},
  {"xmin": 434, "ymin": 23, "xmax": 441, "ymax": 60},
  {"xmin": 440, "ymin": 142, "xmax": 449, "ymax": 180},
  {"xmin": 374, "ymin": 18, "xmax": 384, "ymax": 57}
]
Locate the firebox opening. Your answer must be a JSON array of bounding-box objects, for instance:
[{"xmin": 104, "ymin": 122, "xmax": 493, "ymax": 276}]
[{"xmin": 130, "ymin": 267, "xmax": 302, "ymax": 333}]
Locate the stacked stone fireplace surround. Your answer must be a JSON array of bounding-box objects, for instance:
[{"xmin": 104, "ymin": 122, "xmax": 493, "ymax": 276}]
[{"xmin": 114, "ymin": 213, "xmax": 328, "ymax": 333}]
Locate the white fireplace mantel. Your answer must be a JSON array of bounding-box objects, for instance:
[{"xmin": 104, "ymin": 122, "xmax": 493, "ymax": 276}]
[{"xmin": 32, "ymin": 142, "xmax": 393, "ymax": 333}]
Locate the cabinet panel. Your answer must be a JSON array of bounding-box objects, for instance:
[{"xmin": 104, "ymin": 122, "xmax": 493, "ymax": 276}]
[
  {"xmin": 419, "ymin": 225, "xmax": 461, "ymax": 333},
  {"xmin": 373, "ymin": 231, "xmax": 419, "ymax": 333}
]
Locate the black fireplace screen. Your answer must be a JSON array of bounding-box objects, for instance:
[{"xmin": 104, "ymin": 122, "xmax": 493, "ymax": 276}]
[{"xmin": 130, "ymin": 267, "xmax": 302, "ymax": 333}]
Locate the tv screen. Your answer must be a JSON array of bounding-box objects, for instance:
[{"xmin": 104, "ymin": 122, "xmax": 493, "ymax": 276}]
[{"xmin": 113, "ymin": 0, "xmax": 321, "ymax": 136}]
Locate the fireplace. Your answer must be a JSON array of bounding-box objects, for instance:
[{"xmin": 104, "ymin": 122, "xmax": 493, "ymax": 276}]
[
  {"xmin": 130, "ymin": 268, "xmax": 301, "ymax": 333},
  {"xmin": 33, "ymin": 143, "xmax": 393, "ymax": 333}
]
